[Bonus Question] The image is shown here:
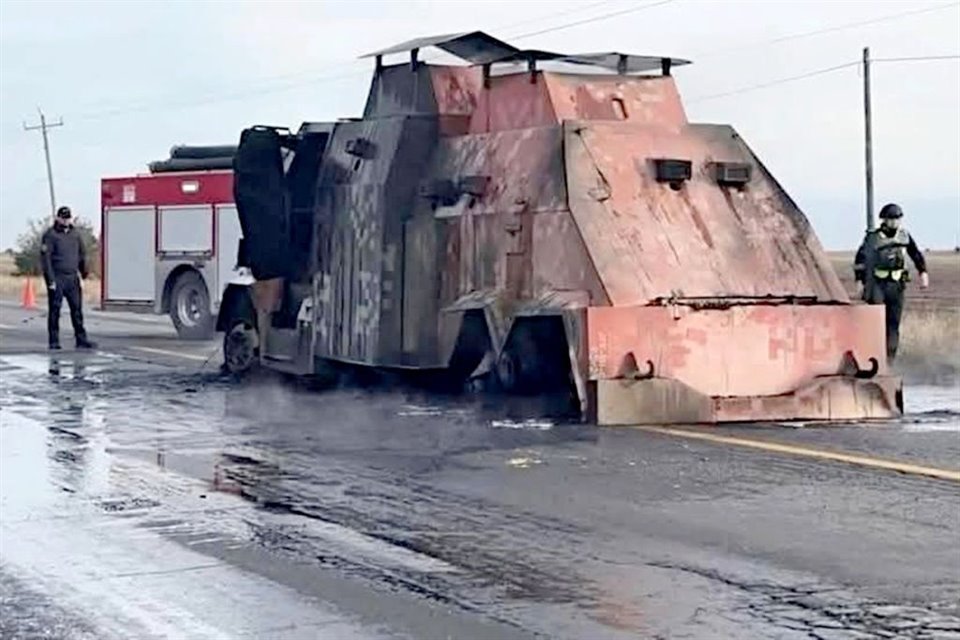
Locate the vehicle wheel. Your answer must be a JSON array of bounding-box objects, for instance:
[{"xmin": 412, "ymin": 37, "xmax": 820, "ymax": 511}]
[
  {"xmin": 496, "ymin": 348, "xmax": 523, "ymax": 393},
  {"xmin": 170, "ymin": 271, "xmax": 214, "ymax": 340},
  {"xmin": 222, "ymin": 320, "xmax": 259, "ymax": 376},
  {"xmin": 495, "ymin": 321, "xmax": 568, "ymax": 394}
]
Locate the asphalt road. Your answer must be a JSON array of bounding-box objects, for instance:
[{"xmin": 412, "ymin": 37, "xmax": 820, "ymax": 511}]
[{"xmin": 1, "ymin": 302, "xmax": 959, "ymax": 639}]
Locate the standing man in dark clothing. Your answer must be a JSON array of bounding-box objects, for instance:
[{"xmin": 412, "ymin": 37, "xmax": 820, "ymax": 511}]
[
  {"xmin": 41, "ymin": 206, "xmax": 96, "ymax": 350},
  {"xmin": 853, "ymin": 202, "xmax": 929, "ymax": 363}
]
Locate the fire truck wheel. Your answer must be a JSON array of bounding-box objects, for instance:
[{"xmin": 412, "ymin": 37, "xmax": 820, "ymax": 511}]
[{"xmin": 170, "ymin": 271, "xmax": 214, "ymax": 340}]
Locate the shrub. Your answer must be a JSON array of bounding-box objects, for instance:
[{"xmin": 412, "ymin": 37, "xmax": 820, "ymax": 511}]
[{"xmin": 14, "ymin": 216, "xmax": 100, "ymax": 278}]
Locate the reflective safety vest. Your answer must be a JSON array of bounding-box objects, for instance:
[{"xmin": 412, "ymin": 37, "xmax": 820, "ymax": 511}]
[
  {"xmin": 872, "ymin": 227, "xmax": 910, "ymax": 280},
  {"xmin": 873, "ymin": 267, "xmax": 904, "ymax": 281}
]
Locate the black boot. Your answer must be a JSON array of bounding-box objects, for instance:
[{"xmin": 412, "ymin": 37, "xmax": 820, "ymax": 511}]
[
  {"xmin": 49, "ymin": 341, "xmax": 62, "ymax": 350},
  {"xmin": 76, "ymin": 338, "xmax": 97, "ymax": 350}
]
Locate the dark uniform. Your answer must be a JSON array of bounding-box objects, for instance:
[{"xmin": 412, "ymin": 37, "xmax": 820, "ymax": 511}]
[
  {"xmin": 41, "ymin": 206, "xmax": 95, "ymax": 350},
  {"xmin": 853, "ymin": 203, "xmax": 927, "ymax": 362}
]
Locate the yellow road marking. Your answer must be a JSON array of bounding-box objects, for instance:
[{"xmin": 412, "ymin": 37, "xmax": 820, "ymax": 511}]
[
  {"xmin": 637, "ymin": 425, "xmax": 960, "ymax": 482},
  {"xmin": 131, "ymin": 346, "xmax": 210, "ymax": 362}
]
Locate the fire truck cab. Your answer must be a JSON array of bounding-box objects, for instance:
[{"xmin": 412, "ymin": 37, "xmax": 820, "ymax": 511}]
[{"xmin": 99, "ymin": 146, "xmax": 248, "ymax": 339}]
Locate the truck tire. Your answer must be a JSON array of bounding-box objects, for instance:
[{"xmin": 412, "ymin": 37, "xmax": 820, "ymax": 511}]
[
  {"xmin": 495, "ymin": 332, "xmax": 537, "ymax": 393},
  {"xmin": 170, "ymin": 271, "xmax": 214, "ymax": 340},
  {"xmin": 222, "ymin": 319, "xmax": 259, "ymax": 376}
]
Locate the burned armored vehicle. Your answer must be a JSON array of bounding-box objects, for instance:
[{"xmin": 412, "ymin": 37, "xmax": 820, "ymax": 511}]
[{"xmin": 218, "ymin": 31, "xmax": 902, "ymax": 425}]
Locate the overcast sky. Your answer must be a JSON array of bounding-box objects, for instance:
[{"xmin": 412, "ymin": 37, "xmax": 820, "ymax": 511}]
[{"xmin": 1, "ymin": 0, "xmax": 958, "ymax": 250}]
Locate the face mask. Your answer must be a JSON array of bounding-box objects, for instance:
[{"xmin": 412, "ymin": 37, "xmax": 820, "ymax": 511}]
[{"xmin": 881, "ymin": 219, "xmax": 900, "ymax": 232}]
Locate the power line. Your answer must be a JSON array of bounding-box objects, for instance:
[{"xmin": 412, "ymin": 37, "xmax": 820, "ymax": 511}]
[
  {"xmin": 873, "ymin": 54, "xmax": 960, "ymax": 63},
  {"xmin": 32, "ymin": 0, "xmax": 958, "ymax": 123},
  {"xmin": 690, "ymin": 53, "xmax": 960, "ymax": 105},
  {"xmin": 493, "ymin": 0, "xmax": 619, "ymax": 34},
  {"xmin": 87, "ymin": 1, "xmax": 623, "ymax": 115},
  {"xmin": 68, "ymin": 0, "xmax": 638, "ymax": 122},
  {"xmin": 688, "ymin": 61, "xmax": 860, "ymax": 104},
  {"xmin": 510, "ymin": 0, "xmax": 678, "ymax": 40},
  {"xmin": 69, "ymin": 0, "xmax": 679, "ymax": 122},
  {"xmin": 417, "ymin": 0, "xmax": 676, "ymax": 62},
  {"xmin": 74, "ymin": 68, "xmax": 364, "ymax": 123},
  {"xmin": 696, "ymin": 1, "xmax": 960, "ymax": 57}
]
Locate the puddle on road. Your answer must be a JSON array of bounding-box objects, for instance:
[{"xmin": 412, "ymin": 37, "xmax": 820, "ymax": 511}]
[
  {"xmin": 902, "ymin": 383, "xmax": 960, "ymax": 432},
  {"xmin": 491, "ymin": 419, "xmax": 555, "ymax": 431},
  {"xmin": 0, "ymin": 358, "xmax": 606, "ymax": 639},
  {"xmin": 905, "ymin": 384, "xmax": 960, "ymax": 413},
  {"xmin": 3, "ymin": 352, "xmax": 960, "ymax": 639},
  {"xmin": 0, "ymin": 410, "xmax": 423, "ymax": 640}
]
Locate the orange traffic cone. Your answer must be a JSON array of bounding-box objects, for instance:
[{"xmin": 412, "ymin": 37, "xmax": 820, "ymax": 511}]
[{"xmin": 21, "ymin": 278, "xmax": 37, "ymax": 309}]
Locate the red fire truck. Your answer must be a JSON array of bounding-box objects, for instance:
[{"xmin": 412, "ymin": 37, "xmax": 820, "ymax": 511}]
[{"xmin": 99, "ymin": 146, "xmax": 248, "ymax": 339}]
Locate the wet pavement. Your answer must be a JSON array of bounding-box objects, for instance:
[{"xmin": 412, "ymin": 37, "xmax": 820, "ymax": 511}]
[{"xmin": 1, "ymin": 303, "xmax": 959, "ymax": 639}]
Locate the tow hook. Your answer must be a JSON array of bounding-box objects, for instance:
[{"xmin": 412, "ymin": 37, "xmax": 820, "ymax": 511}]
[
  {"xmin": 839, "ymin": 350, "xmax": 879, "ymax": 379},
  {"xmin": 616, "ymin": 352, "xmax": 655, "ymax": 380}
]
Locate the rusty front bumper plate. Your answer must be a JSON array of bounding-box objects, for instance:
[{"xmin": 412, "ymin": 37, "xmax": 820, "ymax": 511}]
[{"xmin": 587, "ymin": 303, "xmax": 902, "ymax": 425}]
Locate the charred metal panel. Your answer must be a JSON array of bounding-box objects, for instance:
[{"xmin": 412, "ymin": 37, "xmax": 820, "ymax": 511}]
[
  {"xmin": 399, "ymin": 126, "xmax": 568, "ymax": 366},
  {"xmin": 412, "ymin": 126, "xmax": 567, "ymax": 311},
  {"xmin": 429, "ymin": 66, "xmax": 484, "ymax": 116},
  {"xmin": 381, "ymin": 117, "xmax": 440, "ymax": 363},
  {"xmin": 564, "ymin": 121, "xmax": 850, "ymax": 305},
  {"xmin": 558, "ymin": 53, "xmax": 691, "ymax": 75},
  {"xmin": 438, "ymin": 217, "xmax": 461, "ymax": 312},
  {"xmin": 364, "ymin": 65, "xmax": 439, "ymax": 118},
  {"xmin": 514, "ymin": 290, "xmax": 591, "ymax": 314},
  {"xmin": 587, "ymin": 304, "xmax": 888, "ymax": 397},
  {"xmin": 438, "ymin": 289, "xmax": 508, "ymax": 365},
  {"xmin": 402, "ymin": 211, "xmax": 441, "ymax": 362},
  {"xmin": 504, "ymin": 201, "xmax": 533, "ymax": 298},
  {"xmin": 427, "ymin": 127, "xmax": 566, "ymax": 218},
  {"xmin": 459, "ymin": 204, "xmax": 477, "ymax": 294},
  {"xmin": 473, "ymin": 213, "xmax": 499, "ymax": 290},
  {"xmin": 361, "ymin": 32, "xmax": 518, "ymax": 65},
  {"xmin": 545, "ymin": 74, "xmax": 687, "ymax": 127},
  {"xmin": 563, "ymin": 308, "xmax": 590, "ymax": 417},
  {"xmin": 313, "ymin": 116, "xmax": 436, "ymax": 365}
]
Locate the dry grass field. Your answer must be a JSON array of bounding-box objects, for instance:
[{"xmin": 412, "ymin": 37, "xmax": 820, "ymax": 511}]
[
  {"xmin": 828, "ymin": 250, "xmax": 960, "ymax": 380},
  {"xmin": 0, "ymin": 253, "xmax": 101, "ymax": 306}
]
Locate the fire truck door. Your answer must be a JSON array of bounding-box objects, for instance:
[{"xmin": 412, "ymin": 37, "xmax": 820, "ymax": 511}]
[{"xmin": 104, "ymin": 206, "xmax": 156, "ymax": 302}]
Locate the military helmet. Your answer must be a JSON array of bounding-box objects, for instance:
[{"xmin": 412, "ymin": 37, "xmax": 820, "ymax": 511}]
[
  {"xmin": 879, "ymin": 203, "xmax": 903, "ymax": 219},
  {"xmin": 56, "ymin": 205, "xmax": 72, "ymax": 219}
]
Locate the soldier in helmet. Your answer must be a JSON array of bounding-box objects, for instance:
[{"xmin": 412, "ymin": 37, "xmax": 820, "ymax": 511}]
[{"xmin": 853, "ymin": 203, "xmax": 929, "ymax": 362}]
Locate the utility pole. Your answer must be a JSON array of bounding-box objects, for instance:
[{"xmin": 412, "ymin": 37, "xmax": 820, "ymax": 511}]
[
  {"xmin": 23, "ymin": 108, "xmax": 64, "ymax": 218},
  {"xmin": 862, "ymin": 47, "xmax": 875, "ymax": 232}
]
